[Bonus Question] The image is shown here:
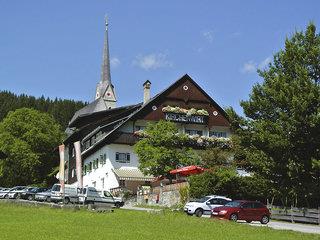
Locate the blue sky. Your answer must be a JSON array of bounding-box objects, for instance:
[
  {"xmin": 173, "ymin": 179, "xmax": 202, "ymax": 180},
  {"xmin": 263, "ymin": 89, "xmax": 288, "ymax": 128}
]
[{"xmin": 1, "ymin": 1, "xmax": 319, "ymax": 114}]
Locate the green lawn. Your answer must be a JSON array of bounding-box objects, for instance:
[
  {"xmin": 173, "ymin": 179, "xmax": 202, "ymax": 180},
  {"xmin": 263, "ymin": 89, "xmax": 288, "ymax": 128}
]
[{"xmin": 0, "ymin": 202, "xmax": 318, "ymax": 240}]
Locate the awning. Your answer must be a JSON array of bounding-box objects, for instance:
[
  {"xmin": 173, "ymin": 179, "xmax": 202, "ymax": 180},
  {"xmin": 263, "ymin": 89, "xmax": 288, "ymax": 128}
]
[
  {"xmin": 170, "ymin": 165, "xmax": 205, "ymax": 176},
  {"xmin": 113, "ymin": 168, "xmax": 155, "ymax": 181}
]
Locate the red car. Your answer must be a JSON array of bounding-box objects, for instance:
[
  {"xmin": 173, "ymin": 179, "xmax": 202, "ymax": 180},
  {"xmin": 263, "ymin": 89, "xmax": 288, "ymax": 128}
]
[{"xmin": 211, "ymin": 200, "xmax": 270, "ymax": 224}]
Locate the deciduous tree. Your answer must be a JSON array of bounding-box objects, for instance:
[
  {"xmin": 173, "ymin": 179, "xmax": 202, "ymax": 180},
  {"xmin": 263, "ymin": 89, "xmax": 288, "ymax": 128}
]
[{"xmin": 0, "ymin": 108, "xmax": 65, "ymax": 186}]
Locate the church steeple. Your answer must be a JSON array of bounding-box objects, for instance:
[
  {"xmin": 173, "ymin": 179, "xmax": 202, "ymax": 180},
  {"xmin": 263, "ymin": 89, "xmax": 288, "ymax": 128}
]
[{"xmin": 95, "ymin": 16, "xmax": 117, "ymax": 109}]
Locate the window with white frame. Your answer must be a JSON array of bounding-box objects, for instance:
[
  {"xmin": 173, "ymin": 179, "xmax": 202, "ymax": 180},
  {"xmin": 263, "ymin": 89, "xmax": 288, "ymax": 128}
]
[
  {"xmin": 209, "ymin": 131, "xmax": 227, "ymax": 138},
  {"xmin": 185, "ymin": 129, "xmax": 203, "ymax": 136},
  {"xmin": 115, "ymin": 152, "xmax": 130, "ymax": 163}
]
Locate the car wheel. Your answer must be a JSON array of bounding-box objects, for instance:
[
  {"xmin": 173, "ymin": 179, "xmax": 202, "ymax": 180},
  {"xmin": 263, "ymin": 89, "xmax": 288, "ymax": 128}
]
[
  {"xmin": 5, "ymin": 194, "xmax": 9, "ymax": 199},
  {"xmin": 260, "ymin": 215, "xmax": 269, "ymax": 224},
  {"xmin": 229, "ymin": 213, "xmax": 238, "ymax": 222},
  {"xmin": 115, "ymin": 202, "xmax": 121, "ymax": 208},
  {"xmin": 27, "ymin": 195, "xmax": 33, "ymax": 201},
  {"xmin": 246, "ymin": 220, "xmax": 252, "ymax": 223},
  {"xmin": 195, "ymin": 209, "xmax": 203, "ymax": 217},
  {"xmin": 64, "ymin": 197, "xmax": 70, "ymax": 204},
  {"xmin": 16, "ymin": 194, "xmax": 21, "ymax": 199}
]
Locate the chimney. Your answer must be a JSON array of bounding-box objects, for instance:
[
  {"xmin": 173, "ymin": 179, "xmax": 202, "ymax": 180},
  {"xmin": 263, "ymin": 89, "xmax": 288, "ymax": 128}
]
[{"xmin": 143, "ymin": 80, "xmax": 151, "ymax": 104}]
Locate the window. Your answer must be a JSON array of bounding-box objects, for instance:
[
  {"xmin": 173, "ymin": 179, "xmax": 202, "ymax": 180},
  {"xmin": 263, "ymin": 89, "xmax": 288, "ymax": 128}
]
[
  {"xmin": 87, "ymin": 162, "xmax": 92, "ymax": 172},
  {"xmin": 115, "ymin": 152, "xmax": 130, "ymax": 163},
  {"xmin": 242, "ymin": 202, "xmax": 254, "ymax": 209},
  {"xmin": 253, "ymin": 202, "xmax": 264, "ymax": 208},
  {"xmin": 83, "ymin": 165, "xmax": 87, "ymax": 175},
  {"xmin": 93, "ymin": 159, "xmax": 99, "ymax": 170},
  {"xmin": 209, "ymin": 131, "xmax": 227, "ymax": 138},
  {"xmin": 100, "ymin": 153, "xmax": 107, "ymax": 165},
  {"xmin": 71, "ymin": 169, "xmax": 75, "ymax": 178},
  {"xmin": 209, "ymin": 198, "xmax": 219, "ymax": 205},
  {"xmin": 104, "ymin": 191, "xmax": 112, "ymax": 197},
  {"xmin": 185, "ymin": 129, "xmax": 203, "ymax": 136}
]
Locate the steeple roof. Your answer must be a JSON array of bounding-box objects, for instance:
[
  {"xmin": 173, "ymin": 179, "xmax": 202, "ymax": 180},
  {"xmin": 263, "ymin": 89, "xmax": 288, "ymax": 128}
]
[
  {"xmin": 101, "ymin": 16, "xmax": 111, "ymax": 85},
  {"xmin": 95, "ymin": 16, "xmax": 117, "ymax": 108}
]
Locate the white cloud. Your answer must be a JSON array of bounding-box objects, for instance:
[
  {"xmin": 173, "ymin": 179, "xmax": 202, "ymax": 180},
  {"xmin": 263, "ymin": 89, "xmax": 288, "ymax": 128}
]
[
  {"xmin": 110, "ymin": 57, "xmax": 120, "ymax": 68},
  {"xmin": 241, "ymin": 61, "xmax": 257, "ymax": 73},
  {"xmin": 241, "ymin": 57, "xmax": 273, "ymax": 74},
  {"xmin": 258, "ymin": 56, "xmax": 272, "ymax": 69},
  {"xmin": 133, "ymin": 52, "xmax": 173, "ymax": 70},
  {"xmin": 202, "ymin": 30, "xmax": 214, "ymax": 43}
]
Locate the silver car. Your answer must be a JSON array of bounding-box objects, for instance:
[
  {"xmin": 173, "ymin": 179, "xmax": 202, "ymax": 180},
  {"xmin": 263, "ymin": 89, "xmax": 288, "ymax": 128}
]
[
  {"xmin": 34, "ymin": 189, "xmax": 52, "ymax": 202},
  {"xmin": 0, "ymin": 186, "xmax": 26, "ymax": 199},
  {"xmin": 7, "ymin": 186, "xmax": 28, "ymax": 199}
]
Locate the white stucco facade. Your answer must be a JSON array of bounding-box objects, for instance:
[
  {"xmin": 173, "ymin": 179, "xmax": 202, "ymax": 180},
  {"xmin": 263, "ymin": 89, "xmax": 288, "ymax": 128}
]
[{"xmin": 77, "ymin": 144, "xmax": 139, "ymax": 190}]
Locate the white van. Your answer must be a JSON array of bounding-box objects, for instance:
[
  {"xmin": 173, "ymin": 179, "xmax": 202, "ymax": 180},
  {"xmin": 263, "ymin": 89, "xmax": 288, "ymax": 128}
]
[
  {"xmin": 78, "ymin": 187, "xmax": 115, "ymax": 205},
  {"xmin": 50, "ymin": 184, "xmax": 79, "ymax": 204}
]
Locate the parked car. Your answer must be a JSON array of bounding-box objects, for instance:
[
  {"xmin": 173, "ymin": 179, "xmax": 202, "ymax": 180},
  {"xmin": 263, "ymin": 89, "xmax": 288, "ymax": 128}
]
[
  {"xmin": 184, "ymin": 195, "xmax": 232, "ymax": 217},
  {"xmin": 0, "ymin": 188, "xmax": 10, "ymax": 198},
  {"xmin": 34, "ymin": 189, "xmax": 52, "ymax": 202},
  {"xmin": 7, "ymin": 186, "xmax": 29, "ymax": 199},
  {"xmin": 51, "ymin": 184, "xmax": 78, "ymax": 204},
  {"xmin": 113, "ymin": 196, "xmax": 125, "ymax": 208},
  {"xmin": 211, "ymin": 200, "xmax": 271, "ymax": 224},
  {"xmin": 21, "ymin": 187, "xmax": 48, "ymax": 201},
  {"xmin": 0, "ymin": 186, "xmax": 26, "ymax": 199},
  {"xmin": 78, "ymin": 187, "xmax": 114, "ymax": 205},
  {"xmin": 0, "ymin": 188, "xmax": 9, "ymax": 192}
]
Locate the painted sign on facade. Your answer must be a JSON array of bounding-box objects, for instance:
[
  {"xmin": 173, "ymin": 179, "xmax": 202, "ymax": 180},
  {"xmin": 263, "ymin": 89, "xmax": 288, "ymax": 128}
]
[{"xmin": 165, "ymin": 113, "xmax": 207, "ymax": 124}]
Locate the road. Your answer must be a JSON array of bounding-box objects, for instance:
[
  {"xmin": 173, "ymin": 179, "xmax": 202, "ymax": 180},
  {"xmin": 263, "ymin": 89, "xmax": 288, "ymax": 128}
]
[
  {"xmin": 200, "ymin": 214, "xmax": 320, "ymax": 234},
  {"xmin": 249, "ymin": 220, "xmax": 320, "ymax": 234},
  {"xmin": 123, "ymin": 206, "xmax": 320, "ymax": 234}
]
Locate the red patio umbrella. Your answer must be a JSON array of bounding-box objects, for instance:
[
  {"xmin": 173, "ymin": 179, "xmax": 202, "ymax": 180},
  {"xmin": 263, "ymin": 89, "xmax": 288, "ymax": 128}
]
[{"xmin": 169, "ymin": 165, "xmax": 205, "ymax": 176}]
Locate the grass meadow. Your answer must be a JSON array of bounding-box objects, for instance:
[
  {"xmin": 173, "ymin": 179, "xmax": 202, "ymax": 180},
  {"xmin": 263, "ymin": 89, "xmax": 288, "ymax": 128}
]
[{"xmin": 0, "ymin": 202, "xmax": 318, "ymax": 240}]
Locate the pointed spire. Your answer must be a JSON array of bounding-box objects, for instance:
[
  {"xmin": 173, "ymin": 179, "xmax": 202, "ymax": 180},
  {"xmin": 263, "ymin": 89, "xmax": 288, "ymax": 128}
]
[
  {"xmin": 95, "ymin": 16, "xmax": 117, "ymax": 109},
  {"xmin": 101, "ymin": 15, "xmax": 111, "ymax": 85}
]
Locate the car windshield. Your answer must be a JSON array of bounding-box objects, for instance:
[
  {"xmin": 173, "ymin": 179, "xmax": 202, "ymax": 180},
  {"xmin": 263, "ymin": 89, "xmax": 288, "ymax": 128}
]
[
  {"xmin": 194, "ymin": 197, "xmax": 211, "ymax": 203},
  {"xmin": 104, "ymin": 191, "xmax": 113, "ymax": 198},
  {"xmin": 51, "ymin": 185, "xmax": 60, "ymax": 192},
  {"xmin": 224, "ymin": 201, "xmax": 242, "ymax": 207}
]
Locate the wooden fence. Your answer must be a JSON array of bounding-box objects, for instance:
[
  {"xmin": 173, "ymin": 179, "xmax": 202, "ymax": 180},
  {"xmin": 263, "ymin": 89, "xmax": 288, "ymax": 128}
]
[{"xmin": 268, "ymin": 205, "xmax": 320, "ymax": 225}]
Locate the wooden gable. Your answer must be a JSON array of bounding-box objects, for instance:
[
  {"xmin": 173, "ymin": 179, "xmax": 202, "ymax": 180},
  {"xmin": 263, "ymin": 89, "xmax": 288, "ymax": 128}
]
[{"xmin": 134, "ymin": 74, "xmax": 230, "ymax": 128}]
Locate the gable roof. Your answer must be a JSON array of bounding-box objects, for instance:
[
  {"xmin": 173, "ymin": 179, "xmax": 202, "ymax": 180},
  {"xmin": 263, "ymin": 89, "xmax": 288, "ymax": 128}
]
[
  {"xmin": 65, "ymin": 103, "xmax": 142, "ymax": 144},
  {"xmin": 81, "ymin": 74, "xmax": 230, "ymax": 157},
  {"xmin": 69, "ymin": 98, "xmax": 107, "ymax": 125},
  {"xmin": 133, "ymin": 74, "xmax": 230, "ymax": 121}
]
